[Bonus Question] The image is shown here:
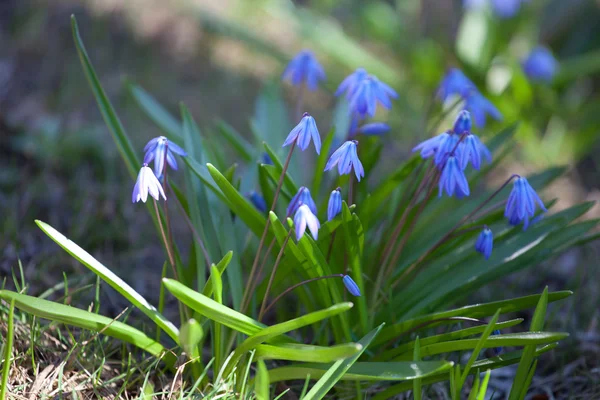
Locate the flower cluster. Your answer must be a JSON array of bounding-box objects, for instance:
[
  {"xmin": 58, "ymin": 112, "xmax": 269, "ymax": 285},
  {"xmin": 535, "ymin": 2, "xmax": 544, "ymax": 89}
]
[
  {"xmin": 335, "ymin": 67, "xmax": 397, "ymax": 137},
  {"xmin": 437, "ymin": 68, "xmax": 502, "ymax": 128}
]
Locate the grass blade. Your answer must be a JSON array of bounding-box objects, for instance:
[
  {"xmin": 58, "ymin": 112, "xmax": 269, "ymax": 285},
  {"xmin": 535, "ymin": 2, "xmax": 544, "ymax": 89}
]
[
  {"xmin": 0, "ymin": 299, "xmax": 14, "ymax": 399},
  {"xmin": 303, "ymin": 324, "xmax": 384, "ymax": 400}
]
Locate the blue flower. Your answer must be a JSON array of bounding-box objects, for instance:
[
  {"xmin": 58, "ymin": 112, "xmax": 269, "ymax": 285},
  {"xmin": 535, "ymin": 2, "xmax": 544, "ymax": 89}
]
[
  {"xmin": 325, "ymin": 140, "xmax": 365, "ymax": 181},
  {"xmin": 522, "ymin": 46, "xmax": 558, "ymax": 83},
  {"xmin": 335, "ymin": 68, "xmax": 368, "ymax": 98},
  {"xmin": 412, "ymin": 131, "xmax": 450, "ymax": 159},
  {"xmin": 248, "ymin": 191, "xmax": 267, "ymax": 213},
  {"xmin": 504, "ymin": 176, "xmax": 546, "ymax": 229},
  {"xmin": 262, "ymin": 153, "xmax": 273, "ymax": 165},
  {"xmin": 327, "ymin": 188, "xmax": 342, "ymax": 221},
  {"xmin": 453, "ymin": 110, "xmax": 472, "ymax": 134},
  {"xmin": 132, "ymin": 164, "xmax": 166, "ymax": 203},
  {"xmin": 433, "ymin": 132, "xmax": 460, "ymax": 167},
  {"xmin": 437, "ymin": 69, "xmax": 477, "ymax": 102},
  {"xmin": 491, "ymin": 0, "xmax": 525, "ymax": 18},
  {"xmin": 281, "ymin": 50, "xmax": 326, "ymax": 91},
  {"xmin": 294, "ymin": 204, "xmax": 320, "ymax": 240},
  {"xmin": 464, "ymin": 92, "xmax": 502, "ymax": 128},
  {"xmin": 490, "ymin": 329, "xmax": 503, "ymax": 356},
  {"xmin": 283, "ymin": 113, "xmax": 322, "ymax": 154},
  {"xmin": 143, "ymin": 136, "xmax": 187, "ymax": 177},
  {"xmin": 438, "ymin": 156, "xmax": 470, "ymax": 198},
  {"xmin": 287, "ymin": 186, "xmax": 317, "ymax": 217},
  {"xmin": 342, "ymin": 275, "xmax": 361, "ymax": 297},
  {"xmin": 475, "ymin": 227, "xmax": 494, "ymax": 259},
  {"xmin": 358, "ymin": 122, "xmax": 391, "ymax": 136},
  {"xmin": 460, "ymin": 134, "xmax": 484, "ymax": 170},
  {"xmin": 348, "ymin": 75, "xmax": 398, "ymax": 118}
]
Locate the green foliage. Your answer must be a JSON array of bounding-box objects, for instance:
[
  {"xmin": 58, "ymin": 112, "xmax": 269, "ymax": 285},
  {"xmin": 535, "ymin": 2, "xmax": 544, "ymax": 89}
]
[{"xmin": 13, "ymin": 13, "xmax": 596, "ymax": 400}]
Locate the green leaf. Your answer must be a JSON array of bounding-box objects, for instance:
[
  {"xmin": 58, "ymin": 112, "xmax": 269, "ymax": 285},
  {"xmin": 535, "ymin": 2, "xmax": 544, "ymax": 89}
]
[
  {"xmin": 268, "ymin": 360, "xmax": 453, "ymax": 383},
  {"xmin": 206, "ymin": 163, "xmax": 267, "ymax": 237},
  {"xmin": 458, "ymin": 310, "xmax": 499, "ymax": 390},
  {"xmin": 392, "ymin": 331, "xmax": 567, "ymax": 360},
  {"xmin": 255, "ymin": 359, "xmax": 270, "ymax": 400},
  {"xmin": 202, "ymin": 251, "xmax": 233, "ymax": 298},
  {"xmin": 263, "ymin": 142, "xmax": 299, "ymax": 196},
  {"xmin": 71, "ymin": 15, "xmax": 138, "ymax": 179},
  {"xmin": 180, "ymin": 318, "xmax": 204, "ymax": 358},
  {"xmin": 126, "ymin": 81, "xmax": 182, "ymax": 137},
  {"xmin": 375, "ymin": 318, "xmax": 523, "ymax": 361},
  {"xmin": 0, "ymin": 298, "xmax": 14, "ymax": 400},
  {"xmin": 0, "ymin": 290, "xmax": 175, "ymax": 367},
  {"xmin": 375, "ymin": 290, "xmax": 571, "ymax": 346},
  {"xmin": 35, "ymin": 220, "xmax": 179, "ymax": 342},
  {"xmin": 216, "ymin": 120, "xmax": 255, "ymax": 162},
  {"xmin": 340, "ymin": 203, "xmax": 368, "ymax": 334},
  {"xmin": 413, "ymin": 336, "xmax": 422, "ymax": 400},
  {"xmin": 302, "ymin": 324, "xmax": 384, "ymax": 400},
  {"xmin": 311, "ymin": 128, "xmax": 336, "ymax": 194},
  {"xmin": 163, "ymin": 278, "xmax": 292, "ymax": 344},
  {"xmin": 371, "ymin": 344, "xmax": 556, "ymax": 399},
  {"xmin": 477, "ymin": 370, "xmax": 492, "ymax": 400},
  {"xmin": 509, "ymin": 287, "xmax": 548, "ymax": 400},
  {"xmin": 256, "ymin": 343, "xmax": 361, "ymax": 363}
]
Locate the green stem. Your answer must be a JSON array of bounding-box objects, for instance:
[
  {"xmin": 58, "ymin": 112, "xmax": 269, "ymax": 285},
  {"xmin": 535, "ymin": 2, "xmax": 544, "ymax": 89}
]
[{"xmin": 0, "ymin": 299, "xmax": 15, "ymax": 400}]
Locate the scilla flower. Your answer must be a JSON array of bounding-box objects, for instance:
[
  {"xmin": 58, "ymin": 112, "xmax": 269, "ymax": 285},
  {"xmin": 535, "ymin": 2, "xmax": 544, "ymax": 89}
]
[
  {"xmin": 342, "ymin": 275, "xmax": 361, "ymax": 297},
  {"xmin": 282, "ymin": 49, "xmax": 326, "ymax": 91},
  {"xmin": 143, "ymin": 136, "xmax": 187, "ymax": 177},
  {"xmin": 475, "ymin": 227, "xmax": 494, "ymax": 259},
  {"xmin": 294, "ymin": 204, "xmax": 320, "ymax": 240},
  {"xmin": 505, "ymin": 176, "xmax": 546, "ymax": 229},
  {"xmin": 491, "ymin": 0, "xmax": 526, "ymax": 18},
  {"xmin": 327, "ymin": 188, "xmax": 342, "ymax": 221},
  {"xmin": 464, "ymin": 92, "xmax": 502, "ymax": 128},
  {"xmin": 437, "ymin": 68, "xmax": 476, "ymax": 102},
  {"xmin": 287, "ymin": 186, "xmax": 317, "ymax": 216},
  {"xmin": 132, "ymin": 164, "xmax": 166, "ymax": 203},
  {"xmin": 522, "ymin": 46, "xmax": 558, "ymax": 83},
  {"xmin": 283, "ymin": 113, "xmax": 322, "ymax": 154},
  {"xmin": 248, "ymin": 191, "xmax": 267, "ymax": 213},
  {"xmin": 439, "ymin": 156, "xmax": 470, "ymax": 198},
  {"xmin": 335, "ymin": 68, "xmax": 368, "ymax": 98},
  {"xmin": 349, "ymin": 75, "xmax": 398, "ymax": 118},
  {"xmin": 325, "ymin": 140, "xmax": 365, "ymax": 181}
]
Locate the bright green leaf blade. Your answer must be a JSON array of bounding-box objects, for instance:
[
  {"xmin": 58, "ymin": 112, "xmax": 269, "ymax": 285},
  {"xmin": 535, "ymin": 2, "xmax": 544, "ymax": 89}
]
[
  {"xmin": 180, "ymin": 318, "xmax": 204, "ymax": 357},
  {"xmin": 311, "ymin": 129, "xmax": 335, "ymax": 195},
  {"xmin": 256, "ymin": 343, "xmax": 361, "ymax": 363},
  {"xmin": 392, "ymin": 332, "xmax": 567, "ymax": 360},
  {"xmin": 376, "ymin": 318, "xmax": 523, "ymax": 361},
  {"xmin": 71, "ymin": 15, "xmax": 138, "ymax": 179},
  {"xmin": 255, "ymin": 359, "xmax": 270, "ymax": 400},
  {"xmin": 268, "ymin": 360, "xmax": 453, "ymax": 383},
  {"xmin": 206, "ymin": 163, "xmax": 267, "ymax": 237},
  {"xmin": 509, "ymin": 287, "xmax": 548, "ymax": 400},
  {"xmin": 35, "ymin": 220, "xmax": 179, "ymax": 342},
  {"xmin": 303, "ymin": 324, "xmax": 384, "ymax": 400},
  {"xmin": 375, "ymin": 290, "xmax": 571, "ymax": 346},
  {"xmin": 477, "ymin": 370, "xmax": 492, "ymax": 400},
  {"xmin": 0, "ymin": 290, "xmax": 175, "ymax": 367},
  {"xmin": 458, "ymin": 310, "xmax": 500, "ymax": 388},
  {"xmin": 202, "ymin": 251, "xmax": 233, "ymax": 298},
  {"xmin": 372, "ymin": 344, "xmax": 556, "ymax": 399}
]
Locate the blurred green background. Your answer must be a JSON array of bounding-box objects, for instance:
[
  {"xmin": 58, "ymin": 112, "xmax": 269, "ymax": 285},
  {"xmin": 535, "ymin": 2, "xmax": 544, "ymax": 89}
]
[{"xmin": 1, "ymin": 0, "xmax": 599, "ymax": 395}]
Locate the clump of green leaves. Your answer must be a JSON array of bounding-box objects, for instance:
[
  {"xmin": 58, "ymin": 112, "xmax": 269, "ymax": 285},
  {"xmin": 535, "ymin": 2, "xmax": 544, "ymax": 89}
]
[{"xmin": 1, "ymin": 15, "xmax": 596, "ymax": 399}]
